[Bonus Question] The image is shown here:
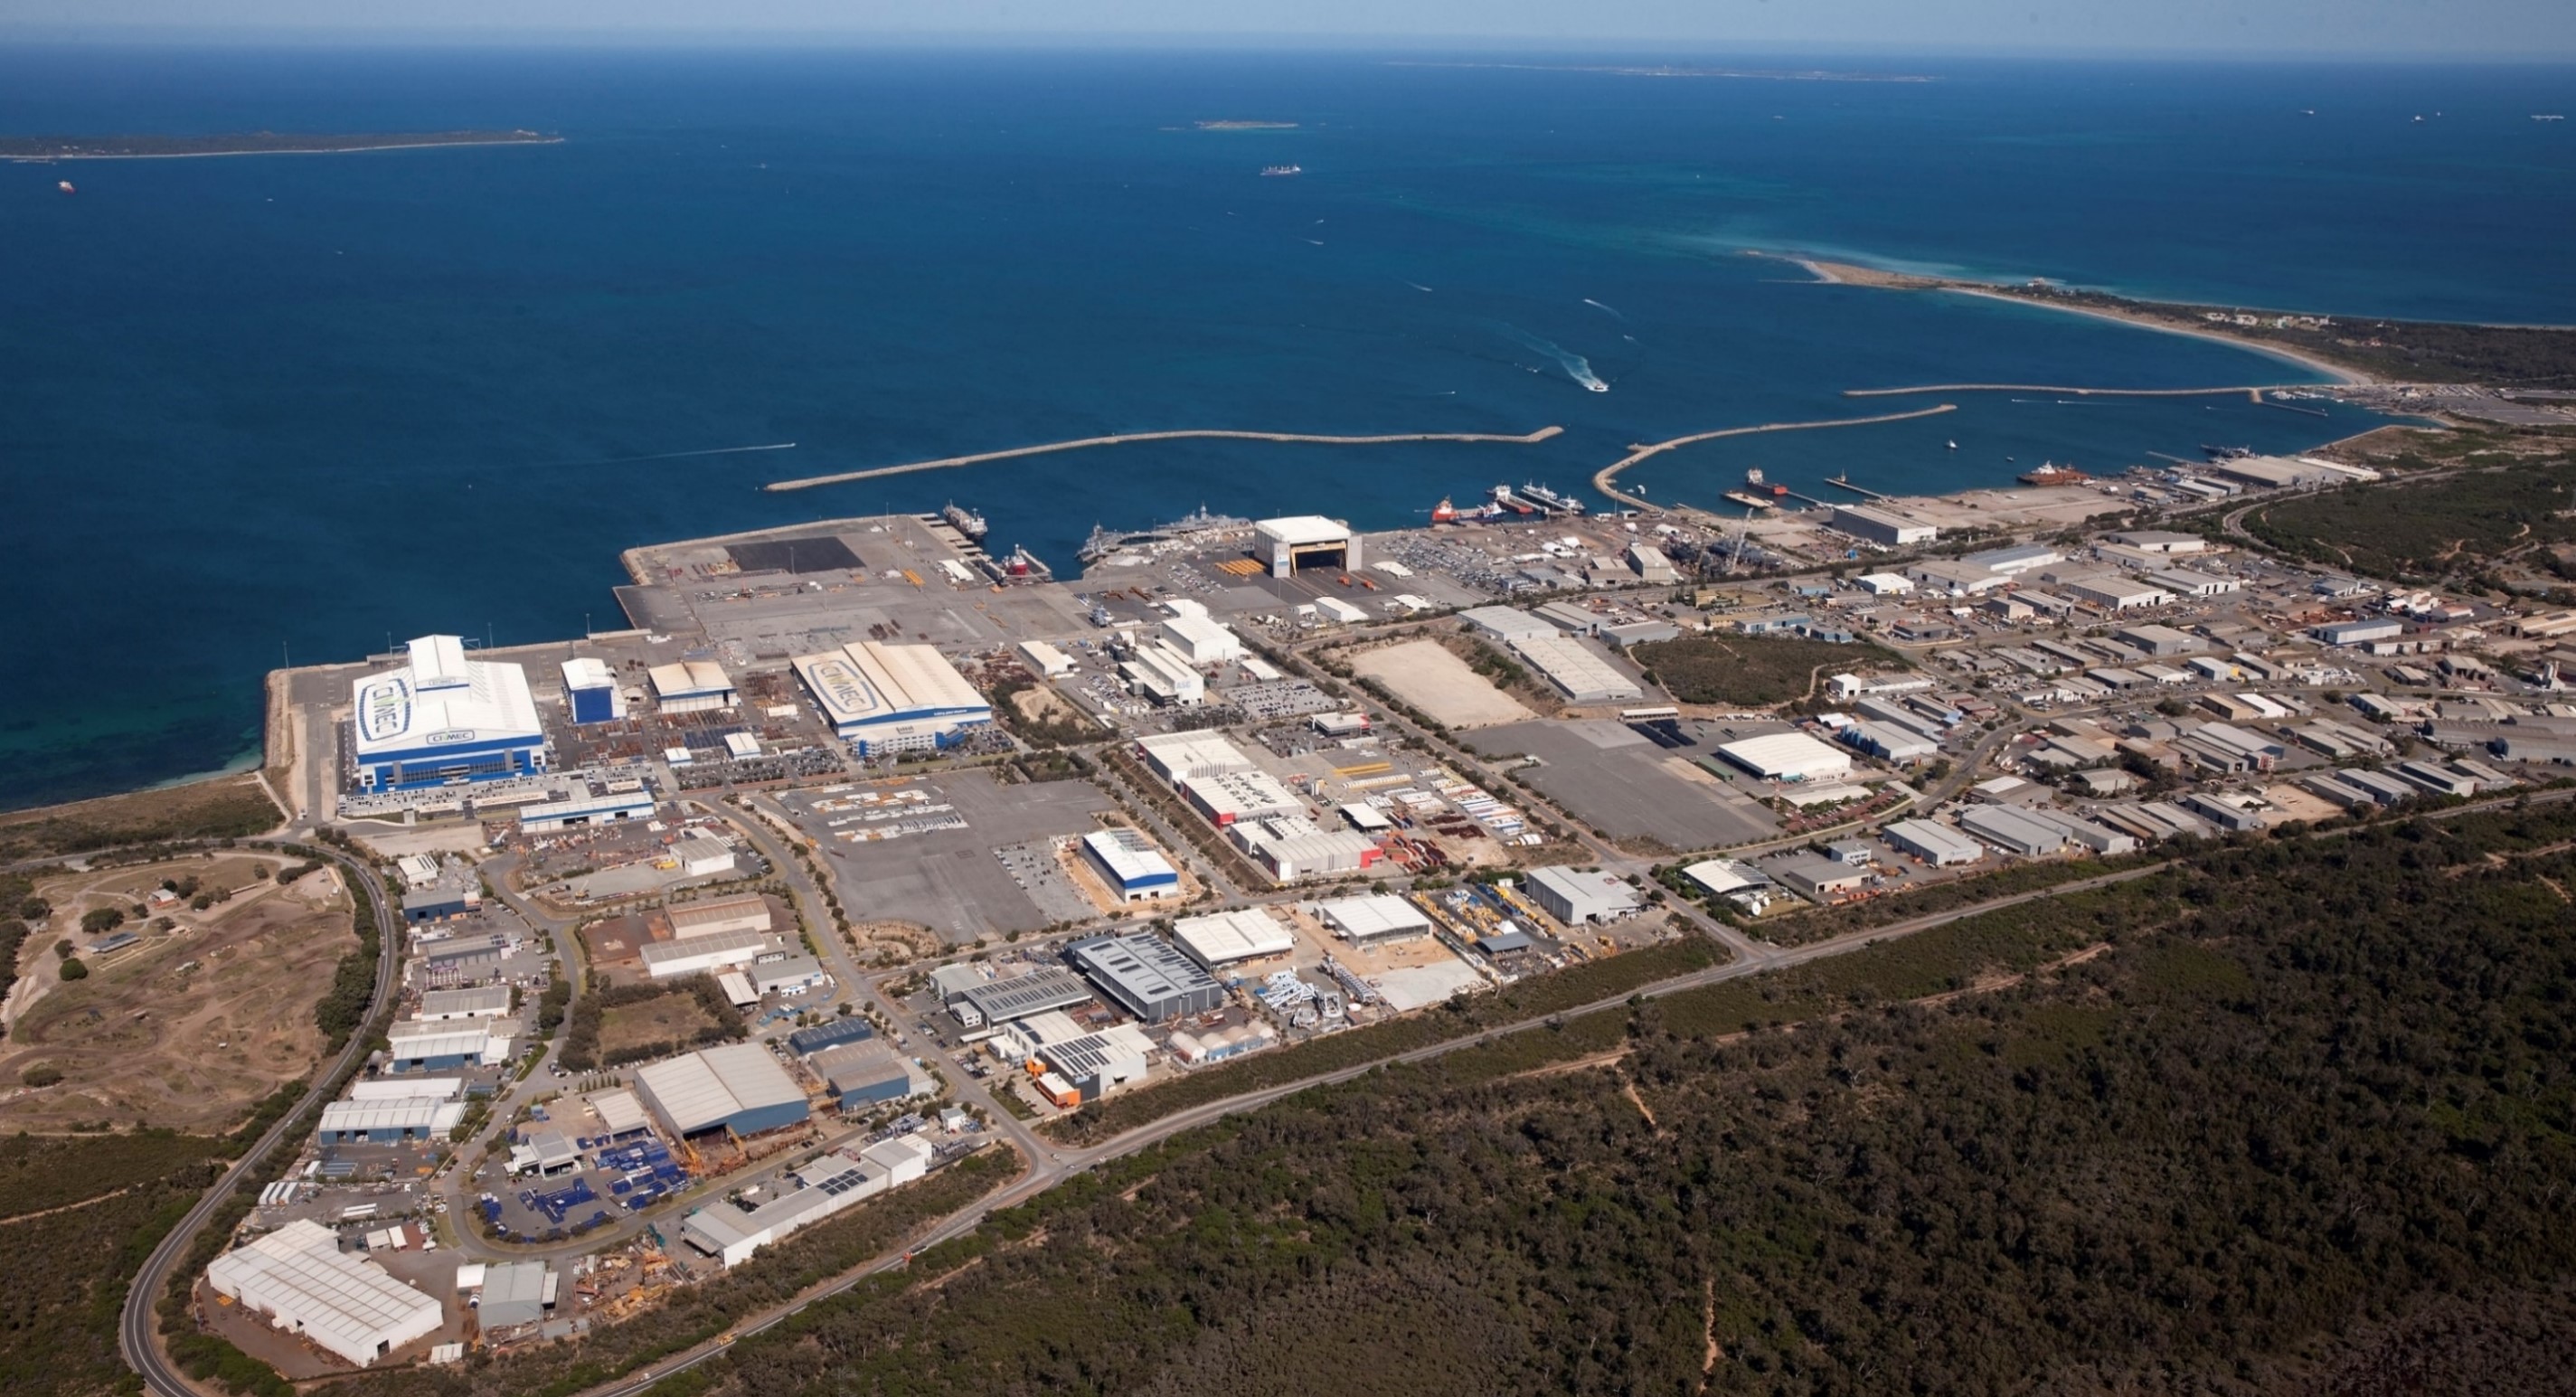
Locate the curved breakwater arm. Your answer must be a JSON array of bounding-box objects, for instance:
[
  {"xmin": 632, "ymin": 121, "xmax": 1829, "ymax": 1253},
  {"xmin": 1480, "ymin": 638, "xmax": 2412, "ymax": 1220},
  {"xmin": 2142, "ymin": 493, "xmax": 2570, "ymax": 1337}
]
[{"xmin": 1590, "ymin": 404, "xmax": 1958, "ymax": 508}]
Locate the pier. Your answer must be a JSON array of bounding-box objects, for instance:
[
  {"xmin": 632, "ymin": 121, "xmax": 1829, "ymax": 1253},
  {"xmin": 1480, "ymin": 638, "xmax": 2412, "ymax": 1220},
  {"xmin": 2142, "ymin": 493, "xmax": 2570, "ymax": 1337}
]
[
  {"xmin": 764, "ymin": 426, "xmax": 1564, "ymax": 494},
  {"xmin": 1590, "ymin": 404, "xmax": 1958, "ymax": 511},
  {"xmin": 1823, "ymin": 474, "xmax": 1890, "ymax": 501}
]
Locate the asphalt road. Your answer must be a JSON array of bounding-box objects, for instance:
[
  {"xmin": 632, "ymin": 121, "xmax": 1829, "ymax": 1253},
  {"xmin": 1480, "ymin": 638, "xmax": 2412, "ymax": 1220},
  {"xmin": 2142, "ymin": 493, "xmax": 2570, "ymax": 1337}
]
[{"xmin": 118, "ymin": 841, "xmax": 404, "ymax": 1397}]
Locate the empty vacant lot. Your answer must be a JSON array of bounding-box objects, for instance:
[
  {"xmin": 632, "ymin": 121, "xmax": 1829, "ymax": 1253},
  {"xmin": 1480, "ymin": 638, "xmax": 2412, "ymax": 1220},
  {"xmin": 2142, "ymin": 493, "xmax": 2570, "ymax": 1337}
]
[{"xmin": 1351, "ymin": 640, "xmax": 1539, "ymax": 729}]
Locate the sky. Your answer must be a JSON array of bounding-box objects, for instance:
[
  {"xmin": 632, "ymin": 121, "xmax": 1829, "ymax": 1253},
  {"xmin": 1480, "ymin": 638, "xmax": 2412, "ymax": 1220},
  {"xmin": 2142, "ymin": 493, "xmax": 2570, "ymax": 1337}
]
[{"xmin": 3, "ymin": 0, "xmax": 2572, "ymax": 59}]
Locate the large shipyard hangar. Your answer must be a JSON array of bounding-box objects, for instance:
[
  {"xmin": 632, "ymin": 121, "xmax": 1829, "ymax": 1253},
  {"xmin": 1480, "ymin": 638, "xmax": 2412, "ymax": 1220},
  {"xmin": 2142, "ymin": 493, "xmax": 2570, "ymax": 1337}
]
[
  {"xmin": 793, "ymin": 640, "xmax": 992, "ymax": 758},
  {"xmin": 351, "ymin": 635, "xmax": 548, "ymax": 791},
  {"xmin": 1254, "ymin": 515, "xmax": 1361, "ymax": 579}
]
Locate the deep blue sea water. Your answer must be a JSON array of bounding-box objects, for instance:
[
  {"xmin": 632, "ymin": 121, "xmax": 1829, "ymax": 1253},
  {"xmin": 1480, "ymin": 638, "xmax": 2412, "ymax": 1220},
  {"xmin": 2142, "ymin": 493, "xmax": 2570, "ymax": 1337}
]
[{"xmin": 3, "ymin": 47, "xmax": 2571, "ymax": 808}]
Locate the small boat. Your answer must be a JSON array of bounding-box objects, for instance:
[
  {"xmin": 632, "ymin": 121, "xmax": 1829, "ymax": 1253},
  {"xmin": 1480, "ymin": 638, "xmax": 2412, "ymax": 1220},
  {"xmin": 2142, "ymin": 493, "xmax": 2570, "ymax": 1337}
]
[
  {"xmin": 1260, "ymin": 164, "xmax": 1302, "ymax": 177},
  {"xmin": 1430, "ymin": 497, "xmax": 1459, "ymax": 524},
  {"xmin": 57, "ymin": 180, "xmax": 74, "ymax": 194},
  {"xmin": 1946, "ymin": 439, "xmax": 1958, "ymax": 450}
]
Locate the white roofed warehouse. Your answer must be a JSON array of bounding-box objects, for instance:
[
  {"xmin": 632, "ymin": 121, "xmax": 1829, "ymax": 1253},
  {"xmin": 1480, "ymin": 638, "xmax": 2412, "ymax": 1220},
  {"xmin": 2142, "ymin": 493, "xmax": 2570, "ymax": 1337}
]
[
  {"xmin": 1524, "ymin": 866, "xmax": 1645, "ymax": 925},
  {"xmin": 648, "ymin": 659, "xmax": 738, "ymax": 713},
  {"xmin": 1171, "ymin": 908, "xmax": 1297, "ymax": 968},
  {"xmin": 350, "ymin": 636, "xmax": 549, "ymax": 792},
  {"xmin": 1713, "ymin": 732, "xmax": 1855, "ymax": 783},
  {"xmin": 203, "ymin": 1220, "xmax": 444, "ymax": 1368},
  {"xmin": 793, "ymin": 640, "xmax": 994, "ymax": 756},
  {"xmin": 1507, "ymin": 635, "xmax": 1645, "ymax": 704},
  {"xmin": 633, "ymin": 1042, "xmax": 810, "ymax": 1139},
  {"xmin": 1315, "ymin": 893, "xmax": 1434, "ymax": 944},
  {"xmin": 1829, "ymin": 505, "xmax": 1937, "ymax": 547},
  {"xmin": 1080, "ymin": 828, "xmax": 1180, "ymax": 901},
  {"xmin": 1253, "ymin": 515, "xmax": 1361, "ymax": 578}
]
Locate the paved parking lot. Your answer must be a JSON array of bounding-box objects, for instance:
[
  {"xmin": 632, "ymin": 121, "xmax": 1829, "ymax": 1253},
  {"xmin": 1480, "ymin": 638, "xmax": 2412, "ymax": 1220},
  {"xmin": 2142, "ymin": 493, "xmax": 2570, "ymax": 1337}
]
[
  {"xmin": 1481, "ymin": 719, "xmax": 1781, "ymax": 850},
  {"xmin": 785, "ymin": 772, "xmax": 1116, "ymax": 943}
]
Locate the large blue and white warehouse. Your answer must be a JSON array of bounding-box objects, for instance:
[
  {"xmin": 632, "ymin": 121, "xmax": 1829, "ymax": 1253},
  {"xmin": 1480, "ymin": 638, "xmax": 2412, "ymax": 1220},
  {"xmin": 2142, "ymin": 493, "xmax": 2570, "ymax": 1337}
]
[
  {"xmin": 352, "ymin": 636, "xmax": 550, "ymax": 791},
  {"xmin": 560, "ymin": 656, "xmax": 627, "ymax": 725},
  {"xmin": 1080, "ymin": 828, "xmax": 1180, "ymax": 901},
  {"xmin": 792, "ymin": 640, "xmax": 992, "ymax": 757},
  {"xmin": 634, "ymin": 1043, "xmax": 810, "ymax": 1140}
]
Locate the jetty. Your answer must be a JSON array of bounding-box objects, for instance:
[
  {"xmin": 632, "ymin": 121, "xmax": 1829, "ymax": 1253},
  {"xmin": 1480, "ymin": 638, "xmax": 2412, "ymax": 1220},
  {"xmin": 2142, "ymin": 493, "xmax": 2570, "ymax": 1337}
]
[
  {"xmin": 764, "ymin": 426, "xmax": 1564, "ymax": 493},
  {"xmin": 1590, "ymin": 404, "xmax": 1957, "ymax": 511},
  {"xmin": 1823, "ymin": 474, "xmax": 1891, "ymax": 501}
]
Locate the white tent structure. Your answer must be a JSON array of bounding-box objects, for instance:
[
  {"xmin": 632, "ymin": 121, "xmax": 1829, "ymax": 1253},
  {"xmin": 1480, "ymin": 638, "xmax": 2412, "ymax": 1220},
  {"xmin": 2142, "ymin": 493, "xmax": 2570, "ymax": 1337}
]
[{"xmin": 204, "ymin": 1220, "xmax": 443, "ymax": 1367}]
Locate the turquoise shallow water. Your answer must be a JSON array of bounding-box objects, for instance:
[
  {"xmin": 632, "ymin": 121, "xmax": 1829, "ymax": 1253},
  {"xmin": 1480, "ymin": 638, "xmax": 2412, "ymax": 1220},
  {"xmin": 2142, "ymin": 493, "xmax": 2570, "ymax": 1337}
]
[{"xmin": 2, "ymin": 47, "xmax": 2570, "ymax": 808}]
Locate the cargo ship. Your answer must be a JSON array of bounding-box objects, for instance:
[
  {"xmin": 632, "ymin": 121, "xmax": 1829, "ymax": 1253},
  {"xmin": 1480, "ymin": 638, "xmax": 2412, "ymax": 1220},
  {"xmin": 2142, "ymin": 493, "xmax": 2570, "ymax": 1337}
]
[
  {"xmin": 2016, "ymin": 463, "xmax": 2092, "ymax": 486},
  {"xmin": 1726, "ymin": 467, "xmax": 1790, "ymax": 510},
  {"xmin": 1493, "ymin": 482, "xmax": 1586, "ymax": 517},
  {"xmin": 939, "ymin": 502, "xmax": 989, "ymax": 542}
]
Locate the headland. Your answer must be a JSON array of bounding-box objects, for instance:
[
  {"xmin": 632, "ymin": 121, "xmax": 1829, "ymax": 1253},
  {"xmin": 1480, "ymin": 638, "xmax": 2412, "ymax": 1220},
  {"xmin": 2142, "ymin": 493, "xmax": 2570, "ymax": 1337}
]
[
  {"xmin": 0, "ymin": 130, "xmax": 558, "ymax": 161},
  {"xmin": 1778, "ymin": 253, "xmax": 2576, "ymax": 391}
]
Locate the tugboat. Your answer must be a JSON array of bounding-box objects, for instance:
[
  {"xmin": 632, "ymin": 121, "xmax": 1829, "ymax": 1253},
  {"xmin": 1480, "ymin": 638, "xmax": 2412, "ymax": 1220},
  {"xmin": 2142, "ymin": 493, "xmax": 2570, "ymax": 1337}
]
[
  {"xmin": 939, "ymin": 502, "xmax": 989, "ymax": 542},
  {"xmin": 1001, "ymin": 545, "xmax": 1052, "ymax": 583},
  {"xmin": 1430, "ymin": 496, "xmax": 1460, "ymax": 524},
  {"xmin": 57, "ymin": 180, "xmax": 74, "ymax": 194}
]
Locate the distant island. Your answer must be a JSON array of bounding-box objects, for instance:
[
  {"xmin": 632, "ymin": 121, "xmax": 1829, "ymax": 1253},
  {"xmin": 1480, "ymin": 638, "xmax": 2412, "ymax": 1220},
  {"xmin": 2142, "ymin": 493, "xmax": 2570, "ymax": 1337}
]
[
  {"xmin": 1194, "ymin": 119, "xmax": 1298, "ymax": 130},
  {"xmin": 0, "ymin": 129, "xmax": 558, "ymax": 160}
]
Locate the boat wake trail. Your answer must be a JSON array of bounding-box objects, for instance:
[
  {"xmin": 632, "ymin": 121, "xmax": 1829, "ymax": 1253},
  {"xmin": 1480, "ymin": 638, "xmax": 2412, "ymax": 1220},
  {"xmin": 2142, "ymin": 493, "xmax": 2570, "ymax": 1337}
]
[
  {"xmin": 1404, "ymin": 280, "xmax": 1435, "ymax": 293},
  {"xmin": 1582, "ymin": 297, "xmax": 1626, "ymax": 320},
  {"xmin": 543, "ymin": 442, "xmax": 798, "ymax": 467},
  {"xmin": 1500, "ymin": 325, "xmax": 1609, "ymax": 392}
]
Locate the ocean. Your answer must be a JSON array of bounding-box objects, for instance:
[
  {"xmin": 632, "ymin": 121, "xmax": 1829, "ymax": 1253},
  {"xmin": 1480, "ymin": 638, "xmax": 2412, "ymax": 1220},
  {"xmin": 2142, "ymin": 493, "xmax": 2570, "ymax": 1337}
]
[{"xmin": 2, "ymin": 46, "xmax": 2570, "ymax": 809}]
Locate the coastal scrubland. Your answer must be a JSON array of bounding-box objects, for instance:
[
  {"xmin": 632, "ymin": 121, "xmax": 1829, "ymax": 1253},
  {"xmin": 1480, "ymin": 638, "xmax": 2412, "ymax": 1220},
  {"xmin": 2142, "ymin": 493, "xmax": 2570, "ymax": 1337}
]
[
  {"xmin": 0, "ymin": 774, "xmax": 279, "ymax": 864},
  {"xmin": 1630, "ymin": 633, "xmax": 1910, "ymax": 707},
  {"xmin": 1803, "ymin": 257, "xmax": 2576, "ymax": 387},
  {"xmin": 2243, "ymin": 435, "xmax": 2576, "ymax": 586},
  {"xmin": 0, "ymin": 1133, "xmax": 228, "ymax": 1397},
  {"xmin": 413, "ymin": 803, "xmax": 2576, "ymax": 1396},
  {"xmin": 2006, "ymin": 284, "xmax": 2576, "ymax": 386}
]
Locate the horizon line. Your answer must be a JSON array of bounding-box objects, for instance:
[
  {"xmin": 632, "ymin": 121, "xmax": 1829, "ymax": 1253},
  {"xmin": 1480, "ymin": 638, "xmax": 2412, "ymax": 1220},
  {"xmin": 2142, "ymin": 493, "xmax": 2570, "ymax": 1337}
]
[{"xmin": 4, "ymin": 29, "xmax": 2575, "ymax": 62}]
